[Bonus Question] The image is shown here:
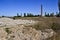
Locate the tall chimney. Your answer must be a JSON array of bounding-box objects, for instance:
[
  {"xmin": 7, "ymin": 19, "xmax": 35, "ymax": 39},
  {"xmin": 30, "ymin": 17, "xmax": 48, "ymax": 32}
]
[
  {"xmin": 41, "ymin": 4, "xmax": 43, "ymax": 17},
  {"xmin": 58, "ymin": 0, "xmax": 60, "ymax": 16}
]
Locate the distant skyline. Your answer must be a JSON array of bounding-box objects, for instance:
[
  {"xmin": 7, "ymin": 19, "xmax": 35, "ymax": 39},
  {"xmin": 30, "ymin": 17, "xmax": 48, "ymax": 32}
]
[{"xmin": 0, "ymin": 0, "xmax": 58, "ymax": 16}]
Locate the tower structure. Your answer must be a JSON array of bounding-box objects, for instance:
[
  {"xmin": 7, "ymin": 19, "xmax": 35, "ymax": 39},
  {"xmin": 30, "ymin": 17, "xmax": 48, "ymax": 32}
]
[
  {"xmin": 58, "ymin": 0, "xmax": 60, "ymax": 16},
  {"xmin": 41, "ymin": 4, "xmax": 43, "ymax": 17}
]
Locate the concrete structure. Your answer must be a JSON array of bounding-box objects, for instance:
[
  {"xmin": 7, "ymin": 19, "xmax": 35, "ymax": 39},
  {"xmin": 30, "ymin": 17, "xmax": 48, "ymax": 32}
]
[
  {"xmin": 41, "ymin": 4, "xmax": 43, "ymax": 17},
  {"xmin": 58, "ymin": 0, "xmax": 60, "ymax": 16}
]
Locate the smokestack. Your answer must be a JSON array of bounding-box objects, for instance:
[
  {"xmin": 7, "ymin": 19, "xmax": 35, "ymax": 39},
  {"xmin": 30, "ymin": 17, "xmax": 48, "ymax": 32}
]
[
  {"xmin": 41, "ymin": 4, "xmax": 43, "ymax": 17},
  {"xmin": 58, "ymin": 0, "xmax": 60, "ymax": 16}
]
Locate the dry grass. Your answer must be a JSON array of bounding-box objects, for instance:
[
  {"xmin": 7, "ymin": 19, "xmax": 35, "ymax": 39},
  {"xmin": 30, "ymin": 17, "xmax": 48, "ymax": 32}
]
[{"xmin": 15, "ymin": 17, "xmax": 60, "ymax": 40}]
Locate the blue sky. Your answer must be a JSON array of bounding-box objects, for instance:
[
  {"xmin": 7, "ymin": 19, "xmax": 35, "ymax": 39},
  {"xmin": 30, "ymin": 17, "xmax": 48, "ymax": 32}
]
[{"xmin": 0, "ymin": 0, "xmax": 58, "ymax": 16}]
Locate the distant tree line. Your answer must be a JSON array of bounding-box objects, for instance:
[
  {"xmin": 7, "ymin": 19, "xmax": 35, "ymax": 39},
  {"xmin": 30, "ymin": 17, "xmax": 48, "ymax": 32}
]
[
  {"xmin": 13, "ymin": 12, "xmax": 60, "ymax": 18},
  {"xmin": 1, "ymin": 12, "xmax": 60, "ymax": 20},
  {"xmin": 13, "ymin": 13, "xmax": 40, "ymax": 18},
  {"xmin": 24, "ymin": 13, "xmax": 40, "ymax": 17},
  {"xmin": 45, "ymin": 12, "xmax": 60, "ymax": 17}
]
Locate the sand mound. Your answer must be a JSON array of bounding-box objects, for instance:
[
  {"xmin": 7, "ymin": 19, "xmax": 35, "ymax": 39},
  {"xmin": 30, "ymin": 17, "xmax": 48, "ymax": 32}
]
[
  {"xmin": 0, "ymin": 17, "xmax": 55, "ymax": 40},
  {"xmin": 0, "ymin": 25, "xmax": 55, "ymax": 40},
  {"xmin": 0, "ymin": 17, "xmax": 36, "ymax": 27}
]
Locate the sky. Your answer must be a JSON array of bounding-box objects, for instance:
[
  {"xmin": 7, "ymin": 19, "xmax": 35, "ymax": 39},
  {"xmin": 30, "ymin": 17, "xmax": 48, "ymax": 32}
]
[{"xmin": 0, "ymin": 0, "xmax": 58, "ymax": 16}]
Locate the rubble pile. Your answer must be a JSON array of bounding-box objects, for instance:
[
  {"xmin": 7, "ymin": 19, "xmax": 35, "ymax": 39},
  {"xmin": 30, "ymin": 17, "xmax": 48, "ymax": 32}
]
[{"xmin": 0, "ymin": 18, "xmax": 55, "ymax": 40}]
